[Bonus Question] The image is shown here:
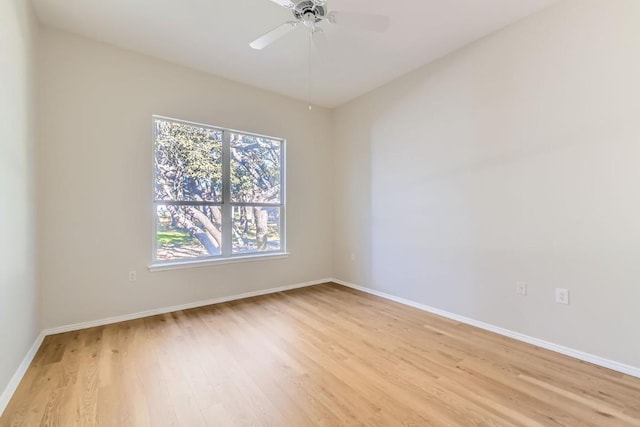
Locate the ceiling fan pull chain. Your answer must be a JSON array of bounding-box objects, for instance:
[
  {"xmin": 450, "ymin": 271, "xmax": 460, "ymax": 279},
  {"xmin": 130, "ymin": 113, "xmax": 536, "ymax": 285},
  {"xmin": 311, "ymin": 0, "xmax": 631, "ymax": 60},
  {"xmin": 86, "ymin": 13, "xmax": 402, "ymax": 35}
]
[{"xmin": 308, "ymin": 29, "xmax": 312, "ymax": 111}]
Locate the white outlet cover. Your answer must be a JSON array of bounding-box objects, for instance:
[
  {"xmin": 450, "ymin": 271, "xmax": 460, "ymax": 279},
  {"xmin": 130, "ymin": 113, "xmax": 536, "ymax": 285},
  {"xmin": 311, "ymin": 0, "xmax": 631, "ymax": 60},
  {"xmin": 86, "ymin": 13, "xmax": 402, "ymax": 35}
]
[
  {"xmin": 555, "ymin": 288, "xmax": 569, "ymax": 305},
  {"xmin": 516, "ymin": 281, "xmax": 527, "ymax": 295}
]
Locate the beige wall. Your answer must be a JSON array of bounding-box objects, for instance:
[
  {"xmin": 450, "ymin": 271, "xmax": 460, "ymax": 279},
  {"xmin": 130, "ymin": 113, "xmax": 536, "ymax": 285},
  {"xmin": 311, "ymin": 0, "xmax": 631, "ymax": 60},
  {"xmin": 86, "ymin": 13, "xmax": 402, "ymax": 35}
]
[
  {"xmin": 333, "ymin": 0, "xmax": 640, "ymax": 368},
  {"xmin": 38, "ymin": 28, "xmax": 333, "ymax": 329},
  {"xmin": 0, "ymin": 0, "xmax": 40, "ymax": 400}
]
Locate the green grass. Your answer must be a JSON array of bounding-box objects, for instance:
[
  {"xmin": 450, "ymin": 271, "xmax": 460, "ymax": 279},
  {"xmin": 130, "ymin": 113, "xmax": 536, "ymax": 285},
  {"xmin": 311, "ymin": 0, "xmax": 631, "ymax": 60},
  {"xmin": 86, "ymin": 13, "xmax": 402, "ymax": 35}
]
[
  {"xmin": 159, "ymin": 227, "xmax": 279, "ymax": 248},
  {"xmin": 157, "ymin": 230, "xmax": 198, "ymax": 247}
]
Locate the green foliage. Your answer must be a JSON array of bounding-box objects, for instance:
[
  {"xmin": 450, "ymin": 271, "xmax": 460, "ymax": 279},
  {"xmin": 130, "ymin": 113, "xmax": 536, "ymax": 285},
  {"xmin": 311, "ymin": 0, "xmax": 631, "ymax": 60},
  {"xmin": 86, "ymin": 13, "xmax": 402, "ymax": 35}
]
[
  {"xmin": 155, "ymin": 120, "xmax": 223, "ymax": 202},
  {"xmin": 231, "ymin": 133, "xmax": 281, "ymax": 203}
]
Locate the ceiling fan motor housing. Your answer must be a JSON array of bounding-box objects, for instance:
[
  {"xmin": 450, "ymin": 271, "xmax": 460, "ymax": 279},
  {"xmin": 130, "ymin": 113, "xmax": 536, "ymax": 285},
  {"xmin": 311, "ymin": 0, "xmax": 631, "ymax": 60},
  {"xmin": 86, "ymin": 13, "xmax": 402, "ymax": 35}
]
[{"xmin": 293, "ymin": 0, "xmax": 326, "ymax": 22}]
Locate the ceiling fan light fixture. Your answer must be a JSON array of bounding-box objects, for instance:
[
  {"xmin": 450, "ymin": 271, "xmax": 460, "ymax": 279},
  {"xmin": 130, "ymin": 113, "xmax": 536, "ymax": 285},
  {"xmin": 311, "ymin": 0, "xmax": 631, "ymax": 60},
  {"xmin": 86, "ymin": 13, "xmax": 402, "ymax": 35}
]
[{"xmin": 302, "ymin": 11, "xmax": 316, "ymax": 27}]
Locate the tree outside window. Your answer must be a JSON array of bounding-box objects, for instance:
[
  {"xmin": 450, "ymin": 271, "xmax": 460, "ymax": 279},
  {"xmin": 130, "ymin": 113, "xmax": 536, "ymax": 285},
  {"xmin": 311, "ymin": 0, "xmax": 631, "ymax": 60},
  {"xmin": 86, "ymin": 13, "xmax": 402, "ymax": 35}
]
[{"xmin": 153, "ymin": 116, "xmax": 285, "ymax": 263}]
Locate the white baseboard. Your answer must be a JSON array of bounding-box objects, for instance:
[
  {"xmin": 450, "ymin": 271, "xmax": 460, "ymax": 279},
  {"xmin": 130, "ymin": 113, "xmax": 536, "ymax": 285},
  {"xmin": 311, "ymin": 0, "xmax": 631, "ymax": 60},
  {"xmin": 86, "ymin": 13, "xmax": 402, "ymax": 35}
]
[
  {"xmin": 0, "ymin": 278, "xmax": 331, "ymax": 417},
  {"xmin": 44, "ymin": 278, "xmax": 332, "ymax": 336},
  {"xmin": 332, "ymin": 279, "xmax": 640, "ymax": 379},
  {"xmin": 0, "ymin": 331, "xmax": 45, "ymax": 416}
]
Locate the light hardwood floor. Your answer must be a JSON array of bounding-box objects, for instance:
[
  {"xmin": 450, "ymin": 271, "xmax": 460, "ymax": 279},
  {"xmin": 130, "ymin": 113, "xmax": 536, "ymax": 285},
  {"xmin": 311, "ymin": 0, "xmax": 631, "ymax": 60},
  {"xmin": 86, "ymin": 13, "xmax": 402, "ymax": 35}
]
[{"xmin": 2, "ymin": 283, "xmax": 639, "ymax": 426}]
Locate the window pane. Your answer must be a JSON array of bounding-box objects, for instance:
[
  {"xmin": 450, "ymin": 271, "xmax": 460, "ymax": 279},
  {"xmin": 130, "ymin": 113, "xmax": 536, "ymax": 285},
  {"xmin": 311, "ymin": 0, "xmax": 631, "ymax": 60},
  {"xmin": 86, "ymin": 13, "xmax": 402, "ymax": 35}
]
[
  {"xmin": 156, "ymin": 204, "xmax": 222, "ymax": 260},
  {"xmin": 232, "ymin": 206, "xmax": 281, "ymax": 254},
  {"xmin": 155, "ymin": 119, "xmax": 223, "ymax": 202},
  {"xmin": 230, "ymin": 133, "xmax": 281, "ymax": 203}
]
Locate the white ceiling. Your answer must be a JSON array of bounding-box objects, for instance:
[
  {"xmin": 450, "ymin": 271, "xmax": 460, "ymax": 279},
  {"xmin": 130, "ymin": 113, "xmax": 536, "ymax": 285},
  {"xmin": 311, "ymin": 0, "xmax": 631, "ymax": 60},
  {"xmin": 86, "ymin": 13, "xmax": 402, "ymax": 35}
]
[{"xmin": 32, "ymin": 0, "xmax": 557, "ymax": 108}]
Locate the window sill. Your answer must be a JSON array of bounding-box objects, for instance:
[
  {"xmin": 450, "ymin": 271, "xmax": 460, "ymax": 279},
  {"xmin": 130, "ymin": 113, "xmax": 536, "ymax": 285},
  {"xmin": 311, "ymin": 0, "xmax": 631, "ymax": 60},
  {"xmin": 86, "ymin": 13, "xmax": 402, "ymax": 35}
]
[{"xmin": 148, "ymin": 252, "xmax": 290, "ymax": 272}]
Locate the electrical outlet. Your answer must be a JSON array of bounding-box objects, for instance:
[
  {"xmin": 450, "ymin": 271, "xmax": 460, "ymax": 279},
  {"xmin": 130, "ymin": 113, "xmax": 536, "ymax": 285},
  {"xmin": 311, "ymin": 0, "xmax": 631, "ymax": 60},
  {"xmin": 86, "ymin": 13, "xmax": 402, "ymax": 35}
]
[
  {"xmin": 516, "ymin": 281, "xmax": 527, "ymax": 296},
  {"xmin": 350, "ymin": 253, "xmax": 356, "ymax": 261},
  {"xmin": 555, "ymin": 288, "xmax": 569, "ymax": 305},
  {"xmin": 128, "ymin": 271, "xmax": 137, "ymax": 282}
]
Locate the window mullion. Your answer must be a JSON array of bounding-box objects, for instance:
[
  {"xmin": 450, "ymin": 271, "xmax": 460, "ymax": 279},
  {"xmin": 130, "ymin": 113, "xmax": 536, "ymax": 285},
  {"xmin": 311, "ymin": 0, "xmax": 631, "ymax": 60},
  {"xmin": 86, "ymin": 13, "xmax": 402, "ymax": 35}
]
[
  {"xmin": 221, "ymin": 130, "xmax": 232, "ymax": 257},
  {"xmin": 280, "ymin": 138, "xmax": 286, "ymax": 253}
]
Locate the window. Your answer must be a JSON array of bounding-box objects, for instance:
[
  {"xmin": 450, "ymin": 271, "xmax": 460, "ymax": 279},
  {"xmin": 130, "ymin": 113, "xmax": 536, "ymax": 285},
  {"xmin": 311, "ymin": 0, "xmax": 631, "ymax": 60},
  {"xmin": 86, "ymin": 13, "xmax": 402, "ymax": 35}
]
[{"xmin": 153, "ymin": 116, "xmax": 285, "ymax": 266}]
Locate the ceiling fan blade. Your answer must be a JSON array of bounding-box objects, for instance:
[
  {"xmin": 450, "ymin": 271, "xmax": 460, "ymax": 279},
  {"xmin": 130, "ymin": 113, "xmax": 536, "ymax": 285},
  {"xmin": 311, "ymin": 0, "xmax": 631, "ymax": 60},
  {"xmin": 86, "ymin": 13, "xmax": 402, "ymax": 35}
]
[
  {"xmin": 328, "ymin": 11, "xmax": 390, "ymax": 32},
  {"xmin": 268, "ymin": 0, "xmax": 295, "ymax": 8},
  {"xmin": 250, "ymin": 22, "xmax": 297, "ymax": 50}
]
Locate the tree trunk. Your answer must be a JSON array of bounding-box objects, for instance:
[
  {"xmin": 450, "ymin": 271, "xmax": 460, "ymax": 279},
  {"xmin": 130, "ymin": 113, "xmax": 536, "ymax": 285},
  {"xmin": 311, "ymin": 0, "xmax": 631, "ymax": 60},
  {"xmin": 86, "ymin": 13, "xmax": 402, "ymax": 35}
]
[
  {"xmin": 187, "ymin": 207, "xmax": 222, "ymax": 248},
  {"xmin": 254, "ymin": 207, "xmax": 268, "ymax": 250},
  {"xmin": 166, "ymin": 205, "xmax": 219, "ymax": 254}
]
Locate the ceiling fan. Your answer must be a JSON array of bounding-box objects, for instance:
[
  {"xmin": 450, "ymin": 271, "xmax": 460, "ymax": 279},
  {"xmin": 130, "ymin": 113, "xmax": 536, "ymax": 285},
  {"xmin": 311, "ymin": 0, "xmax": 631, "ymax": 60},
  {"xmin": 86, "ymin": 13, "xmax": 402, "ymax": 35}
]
[{"xmin": 250, "ymin": 0, "xmax": 390, "ymax": 50}]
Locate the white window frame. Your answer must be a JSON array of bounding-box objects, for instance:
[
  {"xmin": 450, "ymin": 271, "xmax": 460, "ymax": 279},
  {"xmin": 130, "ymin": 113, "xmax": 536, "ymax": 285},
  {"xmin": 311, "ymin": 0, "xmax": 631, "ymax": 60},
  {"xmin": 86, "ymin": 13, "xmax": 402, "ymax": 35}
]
[{"xmin": 150, "ymin": 115, "xmax": 286, "ymax": 271}]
